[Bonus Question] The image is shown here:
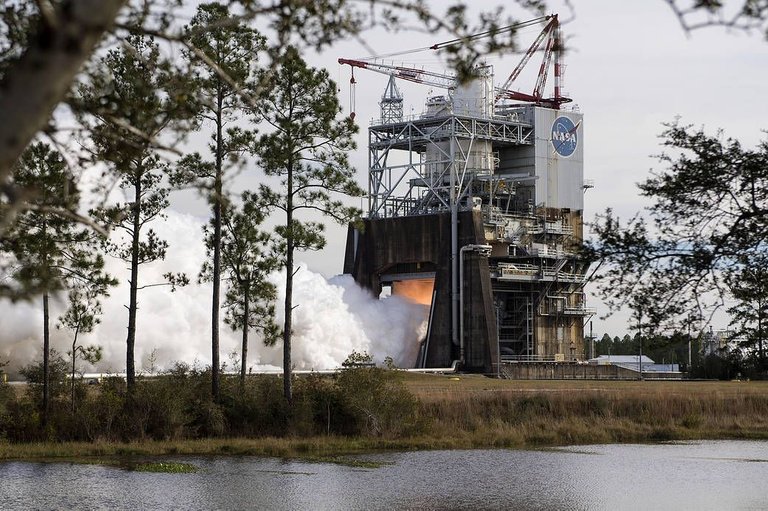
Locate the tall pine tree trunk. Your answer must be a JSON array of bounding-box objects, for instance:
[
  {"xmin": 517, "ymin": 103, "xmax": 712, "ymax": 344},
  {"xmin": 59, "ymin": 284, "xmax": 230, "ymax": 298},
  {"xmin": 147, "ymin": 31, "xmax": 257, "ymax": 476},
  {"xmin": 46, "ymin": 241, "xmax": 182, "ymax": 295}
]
[
  {"xmin": 283, "ymin": 162, "xmax": 294, "ymax": 403},
  {"xmin": 284, "ymin": 244, "xmax": 293, "ymax": 403},
  {"xmin": 240, "ymin": 283, "xmax": 249, "ymax": 386},
  {"xmin": 42, "ymin": 291, "xmax": 50, "ymax": 426},
  {"xmin": 126, "ymin": 176, "xmax": 142, "ymax": 391},
  {"xmin": 211, "ymin": 85, "xmax": 224, "ymax": 401},
  {"xmin": 41, "ymin": 216, "xmax": 50, "ymax": 427},
  {"xmin": 71, "ymin": 327, "xmax": 79, "ymax": 413},
  {"xmin": 759, "ymin": 302, "xmax": 765, "ymax": 369}
]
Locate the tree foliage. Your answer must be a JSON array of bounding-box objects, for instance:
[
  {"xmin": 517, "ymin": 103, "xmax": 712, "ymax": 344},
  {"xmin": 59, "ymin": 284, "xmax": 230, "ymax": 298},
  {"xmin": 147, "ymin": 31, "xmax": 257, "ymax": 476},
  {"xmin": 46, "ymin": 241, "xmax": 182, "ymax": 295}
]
[
  {"xmin": 665, "ymin": 0, "xmax": 768, "ymax": 38},
  {"xmin": 81, "ymin": 36, "xmax": 194, "ymax": 390},
  {"xmin": 587, "ymin": 123, "xmax": 768, "ymax": 333},
  {"xmin": 1, "ymin": 143, "xmax": 110, "ymax": 299},
  {"xmin": 252, "ymin": 46, "xmax": 363, "ymax": 402}
]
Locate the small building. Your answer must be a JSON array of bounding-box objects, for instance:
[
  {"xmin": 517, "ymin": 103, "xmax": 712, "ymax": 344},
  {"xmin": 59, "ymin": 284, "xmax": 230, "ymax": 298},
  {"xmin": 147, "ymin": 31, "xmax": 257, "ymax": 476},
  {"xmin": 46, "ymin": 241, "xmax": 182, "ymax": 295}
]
[{"xmin": 588, "ymin": 355, "xmax": 680, "ymax": 375}]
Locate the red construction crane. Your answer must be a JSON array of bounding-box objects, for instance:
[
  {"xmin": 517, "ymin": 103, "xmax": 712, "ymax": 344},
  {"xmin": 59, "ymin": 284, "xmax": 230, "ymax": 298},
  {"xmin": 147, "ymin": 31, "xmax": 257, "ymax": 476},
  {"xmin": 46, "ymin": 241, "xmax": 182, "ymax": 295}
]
[
  {"xmin": 338, "ymin": 14, "xmax": 570, "ymax": 112},
  {"xmin": 495, "ymin": 14, "xmax": 568, "ymax": 107}
]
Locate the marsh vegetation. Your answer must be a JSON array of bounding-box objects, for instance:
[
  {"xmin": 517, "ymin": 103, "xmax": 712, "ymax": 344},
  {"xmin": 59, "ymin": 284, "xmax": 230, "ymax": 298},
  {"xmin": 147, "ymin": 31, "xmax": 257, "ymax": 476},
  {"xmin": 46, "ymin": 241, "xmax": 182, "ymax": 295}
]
[{"xmin": 2, "ymin": 370, "xmax": 767, "ymax": 460}]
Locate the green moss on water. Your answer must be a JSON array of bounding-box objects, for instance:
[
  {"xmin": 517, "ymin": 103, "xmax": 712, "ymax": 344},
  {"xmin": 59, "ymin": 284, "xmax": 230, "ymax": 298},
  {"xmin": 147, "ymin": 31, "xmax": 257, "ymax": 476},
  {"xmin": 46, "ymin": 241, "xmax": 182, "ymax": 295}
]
[
  {"xmin": 132, "ymin": 462, "xmax": 198, "ymax": 473},
  {"xmin": 303, "ymin": 455, "xmax": 390, "ymax": 469}
]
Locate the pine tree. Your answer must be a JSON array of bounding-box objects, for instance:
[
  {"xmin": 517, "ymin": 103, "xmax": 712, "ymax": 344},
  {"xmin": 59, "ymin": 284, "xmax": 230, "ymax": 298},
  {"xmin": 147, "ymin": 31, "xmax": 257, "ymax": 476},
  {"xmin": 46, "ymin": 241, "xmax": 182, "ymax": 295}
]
[
  {"xmin": 174, "ymin": 3, "xmax": 265, "ymax": 401},
  {"xmin": 202, "ymin": 193, "xmax": 279, "ymax": 385},
  {"xmin": 80, "ymin": 36, "xmax": 194, "ymax": 391},
  {"xmin": 252, "ymin": 47, "xmax": 363, "ymax": 402},
  {"xmin": 727, "ymin": 262, "xmax": 768, "ymax": 371},
  {"xmin": 58, "ymin": 283, "xmax": 105, "ymax": 412},
  {"xmin": 3, "ymin": 142, "xmax": 114, "ymax": 424},
  {"xmin": 588, "ymin": 124, "xmax": 768, "ymax": 332}
]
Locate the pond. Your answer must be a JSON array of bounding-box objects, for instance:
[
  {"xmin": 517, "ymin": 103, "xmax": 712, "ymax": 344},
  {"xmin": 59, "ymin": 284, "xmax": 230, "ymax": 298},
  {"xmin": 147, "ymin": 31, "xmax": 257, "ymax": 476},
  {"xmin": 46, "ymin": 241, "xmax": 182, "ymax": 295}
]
[{"xmin": 2, "ymin": 440, "xmax": 767, "ymax": 510}]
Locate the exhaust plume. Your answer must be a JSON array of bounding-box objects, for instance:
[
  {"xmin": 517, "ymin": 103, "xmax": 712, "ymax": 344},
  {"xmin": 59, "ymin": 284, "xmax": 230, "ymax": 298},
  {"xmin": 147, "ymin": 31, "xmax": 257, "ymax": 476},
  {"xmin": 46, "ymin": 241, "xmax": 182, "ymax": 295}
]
[{"xmin": 0, "ymin": 212, "xmax": 428, "ymax": 376}]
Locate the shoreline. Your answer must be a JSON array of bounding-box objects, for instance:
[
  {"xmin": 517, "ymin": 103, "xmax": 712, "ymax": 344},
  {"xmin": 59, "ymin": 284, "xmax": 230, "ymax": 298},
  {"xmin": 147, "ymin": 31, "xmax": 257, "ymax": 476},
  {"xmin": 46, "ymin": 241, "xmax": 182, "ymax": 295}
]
[{"xmin": 3, "ymin": 426, "xmax": 768, "ymax": 463}]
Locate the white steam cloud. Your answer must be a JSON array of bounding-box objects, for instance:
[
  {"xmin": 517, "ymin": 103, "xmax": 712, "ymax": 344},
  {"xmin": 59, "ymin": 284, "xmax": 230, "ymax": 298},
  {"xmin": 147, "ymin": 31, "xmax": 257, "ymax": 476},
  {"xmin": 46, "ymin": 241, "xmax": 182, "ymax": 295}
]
[
  {"xmin": 268, "ymin": 269, "xmax": 429, "ymax": 370},
  {"xmin": 0, "ymin": 211, "xmax": 428, "ymax": 377}
]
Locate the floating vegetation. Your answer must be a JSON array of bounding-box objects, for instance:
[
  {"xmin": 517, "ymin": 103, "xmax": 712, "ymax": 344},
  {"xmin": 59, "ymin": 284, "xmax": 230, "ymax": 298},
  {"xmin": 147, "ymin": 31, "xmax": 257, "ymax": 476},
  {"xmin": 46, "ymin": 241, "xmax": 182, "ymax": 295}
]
[
  {"xmin": 305, "ymin": 456, "xmax": 389, "ymax": 469},
  {"xmin": 132, "ymin": 462, "xmax": 198, "ymax": 473}
]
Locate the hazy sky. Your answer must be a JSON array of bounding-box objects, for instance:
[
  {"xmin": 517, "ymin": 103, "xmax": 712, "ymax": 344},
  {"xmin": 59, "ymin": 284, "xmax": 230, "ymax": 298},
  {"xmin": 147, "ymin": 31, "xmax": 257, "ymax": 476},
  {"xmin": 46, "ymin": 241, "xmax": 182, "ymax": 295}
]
[{"xmin": 3, "ymin": 1, "xmax": 766, "ymax": 373}]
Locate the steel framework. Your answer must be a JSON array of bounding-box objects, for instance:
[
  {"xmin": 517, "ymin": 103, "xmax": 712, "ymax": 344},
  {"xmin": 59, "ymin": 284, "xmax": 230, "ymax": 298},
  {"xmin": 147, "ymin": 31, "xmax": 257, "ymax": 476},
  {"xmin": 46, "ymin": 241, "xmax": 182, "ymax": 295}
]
[{"xmin": 367, "ymin": 114, "xmax": 534, "ymax": 219}]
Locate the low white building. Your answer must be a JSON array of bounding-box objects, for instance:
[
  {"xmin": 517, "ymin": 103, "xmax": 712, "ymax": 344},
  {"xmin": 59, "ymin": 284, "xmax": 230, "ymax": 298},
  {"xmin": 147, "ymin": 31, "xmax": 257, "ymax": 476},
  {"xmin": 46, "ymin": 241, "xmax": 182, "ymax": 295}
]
[{"xmin": 588, "ymin": 355, "xmax": 680, "ymax": 374}]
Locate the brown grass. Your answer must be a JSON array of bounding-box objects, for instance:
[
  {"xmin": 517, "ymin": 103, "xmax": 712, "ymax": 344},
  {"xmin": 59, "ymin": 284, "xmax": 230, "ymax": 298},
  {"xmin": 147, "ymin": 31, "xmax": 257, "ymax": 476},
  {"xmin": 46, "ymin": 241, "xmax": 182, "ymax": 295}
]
[
  {"xmin": 2, "ymin": 375, "xmax": 767, "ymax": 461},
  {"xmin": 405, "ymin": 373, "xmax": 768, "ymax": 446}
]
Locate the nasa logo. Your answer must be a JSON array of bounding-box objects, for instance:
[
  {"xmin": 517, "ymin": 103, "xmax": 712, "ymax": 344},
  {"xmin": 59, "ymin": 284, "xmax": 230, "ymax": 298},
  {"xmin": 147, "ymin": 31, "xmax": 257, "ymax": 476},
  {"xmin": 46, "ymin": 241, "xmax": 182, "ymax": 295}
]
[{"xmin": 551, "ymin": 116, "xmax": 578, "ymax": 158}]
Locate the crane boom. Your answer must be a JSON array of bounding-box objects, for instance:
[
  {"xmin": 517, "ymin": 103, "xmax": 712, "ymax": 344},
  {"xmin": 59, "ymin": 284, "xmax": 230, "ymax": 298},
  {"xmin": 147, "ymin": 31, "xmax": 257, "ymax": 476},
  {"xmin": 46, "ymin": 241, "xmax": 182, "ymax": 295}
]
[
  {"xmin": 533, "ymin": 22, "xmax": 557, "ymax": 99},
  {"xmin": 339, "ymin": 14, "xmax": 571, "ymax": 111},
  {"xmin": 338, "ymin": 58, "xmax": 457, "ymax": 90}
]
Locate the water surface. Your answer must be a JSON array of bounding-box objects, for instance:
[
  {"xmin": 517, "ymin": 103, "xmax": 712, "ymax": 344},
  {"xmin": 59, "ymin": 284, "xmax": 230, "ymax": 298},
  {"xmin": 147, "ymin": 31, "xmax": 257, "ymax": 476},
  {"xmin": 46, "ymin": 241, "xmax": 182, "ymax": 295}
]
[{"xmin": 2, "ymin": 440, "xmax": 767, "ymax": 510}]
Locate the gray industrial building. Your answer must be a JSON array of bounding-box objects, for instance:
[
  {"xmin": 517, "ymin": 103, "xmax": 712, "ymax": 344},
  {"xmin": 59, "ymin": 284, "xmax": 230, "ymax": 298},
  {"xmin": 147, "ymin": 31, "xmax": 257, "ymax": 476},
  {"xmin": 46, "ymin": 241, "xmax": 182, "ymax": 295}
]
[{"xmin": 342, "ymin": 17, "xmax": 593, "ymax": 373}]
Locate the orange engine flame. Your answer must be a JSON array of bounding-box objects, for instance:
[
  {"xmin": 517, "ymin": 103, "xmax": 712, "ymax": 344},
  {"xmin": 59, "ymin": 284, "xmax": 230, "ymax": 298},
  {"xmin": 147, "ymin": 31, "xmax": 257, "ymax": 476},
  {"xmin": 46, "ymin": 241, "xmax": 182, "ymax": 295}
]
[{"xmin": 392, "ymin": 279, "xmax": 435, "ymax": 306}]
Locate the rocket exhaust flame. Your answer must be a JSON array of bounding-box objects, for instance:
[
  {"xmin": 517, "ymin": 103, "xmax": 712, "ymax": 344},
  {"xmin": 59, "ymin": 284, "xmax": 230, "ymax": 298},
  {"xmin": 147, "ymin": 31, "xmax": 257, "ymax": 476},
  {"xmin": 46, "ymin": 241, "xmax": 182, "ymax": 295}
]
[{"xmin": 392, "ymin": 279, "xmax": 435, "ymax": 307}]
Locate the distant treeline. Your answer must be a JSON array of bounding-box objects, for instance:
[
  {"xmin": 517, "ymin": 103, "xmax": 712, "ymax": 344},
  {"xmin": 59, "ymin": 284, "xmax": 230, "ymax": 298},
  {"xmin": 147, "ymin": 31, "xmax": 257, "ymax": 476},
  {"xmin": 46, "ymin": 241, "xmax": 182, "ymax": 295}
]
[
  {"xmin": 588, "ymin": 332, "xmax": 767, "ymax": 380},
  {"xmin": 588, "ymin": 332, "xmax": 690, "ymax": 364}
]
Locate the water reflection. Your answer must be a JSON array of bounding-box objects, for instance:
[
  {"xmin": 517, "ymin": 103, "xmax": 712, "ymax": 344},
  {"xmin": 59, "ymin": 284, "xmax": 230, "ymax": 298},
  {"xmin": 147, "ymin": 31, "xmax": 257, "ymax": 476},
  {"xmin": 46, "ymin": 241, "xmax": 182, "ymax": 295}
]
[{"xmin": 1, "ymin": 440, "xmax": 767, "ymax": 510}]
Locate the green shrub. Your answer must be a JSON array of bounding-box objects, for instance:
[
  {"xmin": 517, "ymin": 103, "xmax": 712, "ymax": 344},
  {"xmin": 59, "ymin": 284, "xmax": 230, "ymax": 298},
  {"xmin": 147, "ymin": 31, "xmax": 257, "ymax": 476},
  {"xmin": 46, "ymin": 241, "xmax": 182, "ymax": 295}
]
[
  {"xmin": 0, "ymin": 354, "xmax": 424, "ymax": 442},
  {"xmin": 1, "ymin": 398, "xmax": 31, "ymax": 442},
  {"xmin": 221, "ymin": 375, "xmax": 288, "ymax": 437},
  {"xmin": 335, "ymin": 363, "xmax": 420, "ymax": 437},
  {"xmin": 0, "ymin": 379, "xmax": 12, "ymax": 417},
  {"xmin": 295, "ymin": 373, "xmax": 354, "ymax": 436}
]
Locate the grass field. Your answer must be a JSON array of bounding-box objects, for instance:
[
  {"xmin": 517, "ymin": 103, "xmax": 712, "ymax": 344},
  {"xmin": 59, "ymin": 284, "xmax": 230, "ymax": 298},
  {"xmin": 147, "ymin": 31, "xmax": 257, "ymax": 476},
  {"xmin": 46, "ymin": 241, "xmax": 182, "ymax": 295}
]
[
  {"xmin": 400, "ymin": 373, "xmax": 768, "ymax": 447},
  {"xmin": 400, "ymin": 372, "xmax": 768, "ymax": 399},
  {"xmin": 2, "ymin": 374, "xmax": 767, "ymax": 461}
]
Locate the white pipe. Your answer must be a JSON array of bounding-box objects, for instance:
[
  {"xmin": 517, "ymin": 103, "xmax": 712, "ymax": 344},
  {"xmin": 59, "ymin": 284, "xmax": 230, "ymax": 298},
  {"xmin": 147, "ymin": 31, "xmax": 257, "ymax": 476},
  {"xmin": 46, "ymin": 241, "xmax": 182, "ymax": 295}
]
[{"xmin": 402, "ymin": 360, "xmax": 460, "ymax": 374}]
